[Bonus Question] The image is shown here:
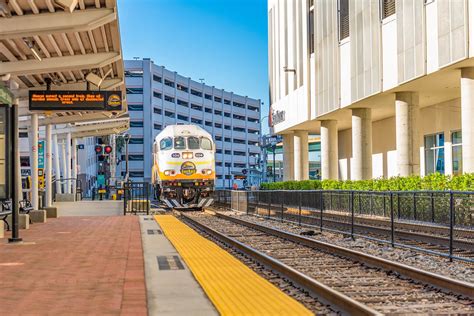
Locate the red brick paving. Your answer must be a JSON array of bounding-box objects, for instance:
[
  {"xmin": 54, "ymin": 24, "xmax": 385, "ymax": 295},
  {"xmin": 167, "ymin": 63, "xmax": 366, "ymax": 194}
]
[{"xmin": 0, "ymin": 216, "xmax": 147, "ymax": 315}]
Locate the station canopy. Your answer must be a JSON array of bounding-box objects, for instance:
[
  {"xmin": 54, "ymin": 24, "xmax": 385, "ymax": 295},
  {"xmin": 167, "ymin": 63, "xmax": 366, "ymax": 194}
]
[{"xmin": 0, "ymin": 0, "xmax": 129, "ymax": 137}]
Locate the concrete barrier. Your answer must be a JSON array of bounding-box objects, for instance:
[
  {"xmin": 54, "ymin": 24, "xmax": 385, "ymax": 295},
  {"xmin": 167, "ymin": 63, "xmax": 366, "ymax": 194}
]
[
  {"xmin": 44, "ymin": 207, "xmax": 58, "ymax": 218},
  {"xmin": 55, "ymin": 194, "xmax": 75, "ymax": 202},
  {"xmin": 6, "ymin": 214, "xmax": 30, "ymax": 230},
  {"xmin": 30, "ymin": 210, "xmax": 47, "ymax": 223}
]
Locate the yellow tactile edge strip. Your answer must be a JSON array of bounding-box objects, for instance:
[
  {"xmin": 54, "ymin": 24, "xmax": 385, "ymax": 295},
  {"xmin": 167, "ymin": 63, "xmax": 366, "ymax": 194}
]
[{"xmin": 155, "ymin": 215, "xmax": 313, "ymax": 316}]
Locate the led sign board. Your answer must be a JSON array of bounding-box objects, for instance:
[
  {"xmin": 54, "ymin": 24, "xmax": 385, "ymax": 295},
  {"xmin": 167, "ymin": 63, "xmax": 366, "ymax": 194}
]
[{"xmin": 29, "ymin": 90, "xmax": 122, "ymax": 111}]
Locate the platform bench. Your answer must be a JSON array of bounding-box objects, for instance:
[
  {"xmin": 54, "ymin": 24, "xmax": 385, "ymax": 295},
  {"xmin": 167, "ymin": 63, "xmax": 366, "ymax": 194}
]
[{"xmin": 1, "ymin": 200, "xmax": 12, "ymax": 231}]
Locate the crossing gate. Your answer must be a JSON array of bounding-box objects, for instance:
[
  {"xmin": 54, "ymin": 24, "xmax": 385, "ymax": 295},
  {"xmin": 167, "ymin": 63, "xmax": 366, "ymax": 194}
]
[{"xmin": 123, "ymin": 181, "xmax": 150, "ymax": 215}]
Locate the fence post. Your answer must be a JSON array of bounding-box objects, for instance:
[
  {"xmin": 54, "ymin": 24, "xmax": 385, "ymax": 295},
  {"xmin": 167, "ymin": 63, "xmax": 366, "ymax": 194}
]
[
  {"xmin": 449, "ymin": 191, "xmax": 454, "ymax": 262},
  {"xmin": 413, "ymin": 192, "xmax": 417, "ymax": 221},
  {"xmin": 431, "ymin": 192, "xmax": 435, "ymax": 222},
  {"xmin": 246, "ymin": 191, "xmax": 249, "ymax": 215},
  {"xmin": 268, "ymin": 191, "xmax": 271, "ymax": 218},
  {"xmin": 390, "ymin": 192, "xmax": 395, "ymax": 247},
  {"xmin": 320, "ymin": 190, "xmax": 323, "ymax": 232},
  {"xmin": 351, "ymin": 191, "xmax": 355, "ymax": 240},
  {"xmin": 298, "ymin": 191, "xmax": 302, "ymax": 226},
  {"xmin": 281, "ymin": 191, "xmax": 284, "ymax": 222},
  {"xmin": 369, "ymin": 192, "xmax": 373, "ymax": 215},
  {"xmin": 358, "ymin": 192, "xmax": 362, "ymax": 215},
  {"xmin": 329, "ymin": 191, "xmax": 332, "ymax": 210},
  {"xmin": 383, "ymin": 193, "xmax": 386, "ymax": 217},
  {"xmin": 397, "ymin": 192, "xmax": 401, "ymax": 219},
  {"xmin": 256, "ymin": 191, "xmax": 260, "ymax": 216}
]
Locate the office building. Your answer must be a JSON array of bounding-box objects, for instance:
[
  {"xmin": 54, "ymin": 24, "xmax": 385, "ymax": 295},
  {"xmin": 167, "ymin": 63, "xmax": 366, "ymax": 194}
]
[
  {"xmin": 268, "ymin": 0, "xmax": 474, "ymax": 180},
  {"xmin": 124, "ymin": 58, "xmax": 262, "ymax": 188}
]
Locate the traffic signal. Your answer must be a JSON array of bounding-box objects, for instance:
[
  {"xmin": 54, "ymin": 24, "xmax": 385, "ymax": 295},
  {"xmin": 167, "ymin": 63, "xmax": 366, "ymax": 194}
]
[
  {"xmin": 104, "ymin": 145, "xmax": 112, "ymax": 154},
  {"xmin": 95, "ymin": 145, "xmax": 103, "ymax": 154}
]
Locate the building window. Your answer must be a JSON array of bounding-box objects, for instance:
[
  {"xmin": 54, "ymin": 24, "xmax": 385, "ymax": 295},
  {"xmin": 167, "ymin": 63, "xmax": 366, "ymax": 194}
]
[
  {"xmin": 154, "ymin": 123, "xmax": 162, "ymax": 130},
  {"xmin": 248, "ymin": 129, "xmax": 259, "ymax": 135},
  {"xmin": 153, "ymin": 74, "xmax": 162, "ymax": 82},
  {"xmin": 205, "ymin": 94, "xmax": 212, "ymax": 100},
  {"xmin": 129, "ymin": 171, "xmax": 144, "ymax": 178},
  {"xmin": 191, "ymin": 89, "xmax": 202, "ymax": 97},
  {"xmin": 191, "ymin": 118, "xmax": 202, "ymax": 124},
  {"xmin": 177, "ymin": 114, "xmax": 189, "ymax": 122},
  {"xmin": 130, "ymin": 121, "xmax": 144, "ymax": 128},
  {"xmin": 424, "ymin": 133, "xmax": 445, "ymax": 175},
  {"xmin": 381, "ymin": 0, "xmax": 395, "ymax": 19},
  {"xmin": 129, "ymin": 104, "xmax": 143, "ymax": 111},
  {"xmin": 125, "ymin": 70, "xmax": 143, "ymax": 77},
  {"xmin": 205, "ymin": 108, "xmax": 212, "ymax": 113},
  {"xmin": 338, "ymin": 0, "xmax": 349, "ymax": 40},
  {"xmin": 164, "ymin": 79, "xmax": 175, "ymax": 87},
  {"xmin": 224, "ymin": 99, "xmax": 231, "ymax": 105},
  {"xmin": 164, "ymin": 95, "xmax": 175, "ymax": 103},
  {"xmin": 224, "ymin": 125, "xmax": 231, "ymax": 130},
  {"xmin": 224, "ymin": 112, "xmax": 231, "ymax": 118},
  {"xmin": 19, "ymin": 132, "xmax": 28, "ymax": 138},
  {"xmin": 214, "ymin": 110, "xmax": 222, "ymax": 115},
  {"xmin": 153, "ymin": 91, "xmax": 162, "ymax": 99},
  {"xmin": 214, "ymin": 123, "xmax": 222, "ymax": 128},
  {"xmin": 233, "ymin": 114, "xmax": 245, "ymax": 120},
  {"xmin": 234, "ymin": 163, "xmax": 246, "ymax": 168},
  {"xmin": 205, "ymin": 121, "xmax": 212, "ymax": 127},
  {"xmin": 214, "ymin": 96, "xmax": 222, "ymax": 102},
  {"xmin": 165, "ymin": 111, "xmax": 174, "ymax": 118},
  {"xmin": 126, "ymin": 87, "xmax": 143, "ymax": 94},
  {"xmin": 216, "ymin": 162, "xmax": 222, "ymax": 167},
  {"xmin": 129, "ymin": 137, "xmax": 144, "ymax": 144},
  {"xmin": 233, "ymin": 101, "xmax": 245, "ymax": 108},
  {"xmin": 224, "ymin": 137, "xmax": 231, "ymax": 142},
  {"xmin": 20, "ymin": 156, "xmax": 30, "ymax": 167},
  {"xmin": 191, "ymin": 104, "xmax": 202, "ymax": 111},
  {"xmin": 308, "ymin": 7, "xmax": 315, "ymax": 54},
  {"xmin": 247, "ymin": 105, "xmax": 259, "ymax": 112},
  {"xmin": 247, "ymin": 117, "xmax": 259, "ymax": 123},
  {"xmin": 233, "ymin": 151, "xmax": 246, "ymax": 156},
  {"xmin": 224, "ymin": 162, "xmax": 231, "ymax": 167},
  {"xmin": 216, "ymin": 149, "xmax": 222, "ymax": 154},
  {"xmin": 177, "ymin": 83, "xmax": 188, "ymax": 92},
  {"xmin": 215, "ymin": 136, "xmax": 222, "ymax": 141},
  {"xmin": 233, "ymin": 127, "xmax": 246, "ymax": 132},
  {"xmin": 452, "ymin": 131, "xmax": 462, "ymax": 175},
  {"xmin": 225, "ymin": 150, "xmax": 231, "ymax": 155},
  {"xmin": 177, "ymin": 99, "xmax": 189, "ymax": 107},
  {"xmin": 233, "ymin": 138, "xmax": 245, "ymax": 144},
  {"xmin": 129, "ymin": 154, "xmax": 144, "ymax": 161},
  {"xmin": 154, "ymin": 107, "xmax": 162, "ymax": 114}
]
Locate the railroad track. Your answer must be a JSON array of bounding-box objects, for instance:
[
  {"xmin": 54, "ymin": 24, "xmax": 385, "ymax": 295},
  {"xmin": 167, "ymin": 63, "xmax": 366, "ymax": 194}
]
[
  {"xmin": 180, "ymin": 210, "xmax": 474, "ymax": 315},
  {"xmin": 225, "ymin": 203, "xmax": 474, "ymax": 260}
]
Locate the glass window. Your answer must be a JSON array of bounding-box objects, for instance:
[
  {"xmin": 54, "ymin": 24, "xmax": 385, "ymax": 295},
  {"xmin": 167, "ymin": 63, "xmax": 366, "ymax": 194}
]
[
  {"xmin": 160, "ymin": 137, "xmax": 172, "ymax": 150},
  {"xmin": 191, "ymin": 104, "xmax": 202, "ymax": 111},
  {"xmin": 188, "ymin": 137, "xmax": 200, "ymax": 149},
  {"xmin": 125, "ymin": 70, "xmax": 143, "ymax": 77},
  {"xmin": 191, "ymin": 89, "xmax": 202, "ymax": 97},
  {"xmin": 129, "ymin": 137, "xmax": 144, "ymax": 144},
  {"xmin": 129, "ymin": 104, "xmax": 143, "ymax": 111},
  {"xmin": 177, "ymin": 84, "xmax": 188, "ymax": 92},
  {"xmin": 153, "ymin": 107, "xmax": 162, "ymax": 114},
  {"xmin": 164, "ymin": 79, "xmax": 175, "ymax": 87},
  {"xmin": 153, "ymin": 74, "xmax": 162, "ymax": 82},
  {"xmin": 174, "ymin": 137, "xmax": 186, "ymax": 149},
  {"xmin": 130, "ymin": 121, "xmax": 144, "ymax": 127},
  {"xmin": 205, "ymin": 94, "xmax": 212, "ymax": 100},
  {"xmin": 164, "ymin": 95, "xmax": 175, "ymax": 103},
  {"xmin": 452, "ymin": 131, "xmax": 462, "ymax": 175},
  {"xmin": 153, "ymin": 91, "xmax": 162, "ymax": 99},
  {"xmin": 154, "ymin": 123, "xmax": 162, "ymax": 130},
  {"xmin": 424, "ymin": 133, "xmax": 445, "ymax": 175},
  {"xmin": 201, "ymin": 137, "xmax": 212, "ymax": 150},
  {"xmin": 126, "ymin": 88, "xmax": 143, "ymax": 94}
]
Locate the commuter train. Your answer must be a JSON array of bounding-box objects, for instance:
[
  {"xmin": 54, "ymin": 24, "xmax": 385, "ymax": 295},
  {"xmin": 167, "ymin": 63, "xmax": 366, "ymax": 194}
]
[{"xmin": 152, "ymin": 124, "xmax": 215, "ymax": 208}]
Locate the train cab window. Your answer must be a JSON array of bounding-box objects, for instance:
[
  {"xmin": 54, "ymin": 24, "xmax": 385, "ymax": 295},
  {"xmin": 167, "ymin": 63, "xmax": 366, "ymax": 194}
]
[
  {"xmin": 201, "ymin": 137, "xmax": 213, "ymax": 150},
  {"xmin": 174, "ymin": 137, "xmax": 186, "ymax": 149},
  {"xmin": 160, "ymin": 137, "xmax": 172, "ymax": 150},
  {"xmin": 187, "ymin": 137, "xmax": 200, "ymax": 149}
]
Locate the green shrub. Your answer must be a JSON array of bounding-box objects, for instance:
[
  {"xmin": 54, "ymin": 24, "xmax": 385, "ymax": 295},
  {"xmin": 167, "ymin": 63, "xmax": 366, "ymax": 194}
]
[{"xmin": 260, "ymin": 173, "xmax": 474, "ymax": 191}]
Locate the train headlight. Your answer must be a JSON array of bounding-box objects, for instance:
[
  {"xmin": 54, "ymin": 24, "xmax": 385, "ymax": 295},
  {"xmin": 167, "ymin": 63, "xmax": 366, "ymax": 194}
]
[
  {"xmin": 201, "ymin": 169, "xmax": 212, "ymax": 175},
  {"xmin": 182, "ymin": 152, "xmax": 193, "ymax": 159},
  {"xmin": 164, "ymin": 170, "xmax": 175, "ymax": 176}
]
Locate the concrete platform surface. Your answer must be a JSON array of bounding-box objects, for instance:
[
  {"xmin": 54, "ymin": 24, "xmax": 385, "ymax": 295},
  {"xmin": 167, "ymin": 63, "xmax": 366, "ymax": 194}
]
[
  {"xmin": 54, "ymin": 200, "xmax": 123, "ymax": 216},
  {"xmin": 0, "ymin": 216, "xmax": 147, "ymax": 315},
  {"xmin": 140, "ymin": 216, "xmax": 218, "ymax": 316}
]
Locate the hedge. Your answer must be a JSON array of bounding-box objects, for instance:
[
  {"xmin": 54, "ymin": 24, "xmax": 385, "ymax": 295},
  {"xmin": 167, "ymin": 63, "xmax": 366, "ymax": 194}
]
[{"xmin": 260, "ymin": 173, "xmax": 474, "ymax": 191}]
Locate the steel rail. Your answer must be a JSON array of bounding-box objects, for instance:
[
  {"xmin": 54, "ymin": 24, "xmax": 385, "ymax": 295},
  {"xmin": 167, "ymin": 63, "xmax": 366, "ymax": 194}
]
[
  {"xmin": 207, "ymin": 209, "xmax": 474, "ymax": 299},
  {"xmin": 179, "ymin": 212, "xmax": 382, "ymax": 316}
]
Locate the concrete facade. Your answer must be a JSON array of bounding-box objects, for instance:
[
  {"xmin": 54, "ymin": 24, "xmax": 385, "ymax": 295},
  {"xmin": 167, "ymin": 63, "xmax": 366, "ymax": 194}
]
[
  {"xmin": 123, "ymin": 58, "xmax": 262, "ymax": 188},
  {"xmin": 268, "ymin": 0, "xmax": 474, "ymax": 180}
]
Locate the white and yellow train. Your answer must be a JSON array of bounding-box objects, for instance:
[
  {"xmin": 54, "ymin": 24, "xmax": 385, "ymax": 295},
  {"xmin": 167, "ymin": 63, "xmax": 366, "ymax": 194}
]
[{"xmin": 152, "ymin": 124, "xmax": 215, "ymax": 208}]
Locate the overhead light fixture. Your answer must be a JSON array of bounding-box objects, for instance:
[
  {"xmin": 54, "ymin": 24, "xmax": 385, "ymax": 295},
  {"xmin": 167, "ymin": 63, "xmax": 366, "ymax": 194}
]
[
  {"xmin": 24, "ymin": 38, "xmax": 42, "ymax": 61},
  {"xmin": 53, "ymin": 0, "xmax": 78, "ymax": 13}
]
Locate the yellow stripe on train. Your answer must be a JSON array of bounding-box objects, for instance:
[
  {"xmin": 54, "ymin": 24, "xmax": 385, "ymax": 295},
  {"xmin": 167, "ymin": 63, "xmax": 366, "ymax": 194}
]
[{"xmin": 158, "ymin": 171, "xmax": 216, "ymax": 181}]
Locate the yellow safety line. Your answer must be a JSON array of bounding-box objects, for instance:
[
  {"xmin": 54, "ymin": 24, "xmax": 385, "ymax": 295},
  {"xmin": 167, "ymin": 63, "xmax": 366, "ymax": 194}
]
[{"xmin": 155, "ymin": 215, "xmax": 313, "ymax": 316}]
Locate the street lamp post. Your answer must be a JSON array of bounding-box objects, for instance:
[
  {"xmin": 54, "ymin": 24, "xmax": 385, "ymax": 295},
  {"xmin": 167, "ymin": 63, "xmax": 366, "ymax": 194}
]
[
  {"xmin": 124, "ymin": 134, "xmax": 130, "ymax": 181},
  {"xmin": 272, "ymin": 144, "xmax": 276, "ymax": 182}
]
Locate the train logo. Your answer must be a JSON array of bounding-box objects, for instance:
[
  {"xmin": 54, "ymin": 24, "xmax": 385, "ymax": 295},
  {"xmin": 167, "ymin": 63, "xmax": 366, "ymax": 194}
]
[{"xmin": 181, "ymin": 161, "xmax": 196, "ymax": 176}]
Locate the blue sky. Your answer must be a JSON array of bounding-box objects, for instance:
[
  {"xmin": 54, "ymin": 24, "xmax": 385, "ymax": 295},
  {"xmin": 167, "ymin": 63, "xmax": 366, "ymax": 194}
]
[{"xmin": 117, "ymin": 0, "xmax": 269, "ymax": 123}]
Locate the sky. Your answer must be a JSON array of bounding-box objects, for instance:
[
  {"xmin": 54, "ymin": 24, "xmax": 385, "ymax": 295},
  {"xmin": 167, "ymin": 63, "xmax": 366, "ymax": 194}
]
[{"xmin": 117, "ymin": 0, "xmax": 269, "ymax": 128}]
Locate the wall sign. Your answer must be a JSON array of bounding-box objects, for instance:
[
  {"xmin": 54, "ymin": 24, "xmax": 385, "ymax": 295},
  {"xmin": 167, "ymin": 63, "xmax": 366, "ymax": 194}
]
[
  {"xmin": 271, "ymin": 109, "xmax": 286, "ymax": 125},
  {"xmin": 29, "ymin": 90, "xmax": 122, "ymax": 111}
]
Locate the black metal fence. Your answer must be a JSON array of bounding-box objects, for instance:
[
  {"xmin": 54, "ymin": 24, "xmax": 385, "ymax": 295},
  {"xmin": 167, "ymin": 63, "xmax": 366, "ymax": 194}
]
[
  {"xmin": 123, "ymin": 181, "xmax": 150, "ymax": 215},
  {"xmin": 213, "ymin": 189, "xmax": 474, "ymax": 262}
]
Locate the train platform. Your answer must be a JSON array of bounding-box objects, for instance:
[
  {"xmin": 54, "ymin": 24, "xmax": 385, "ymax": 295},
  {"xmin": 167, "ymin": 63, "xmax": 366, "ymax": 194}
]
[
  {"xmin": 154, "ymin": 214, "xmax": 312, "ymax": 316},
  {"xmin": 0, "ymin": 215, "xmax": 147, "ymax": 315}
]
